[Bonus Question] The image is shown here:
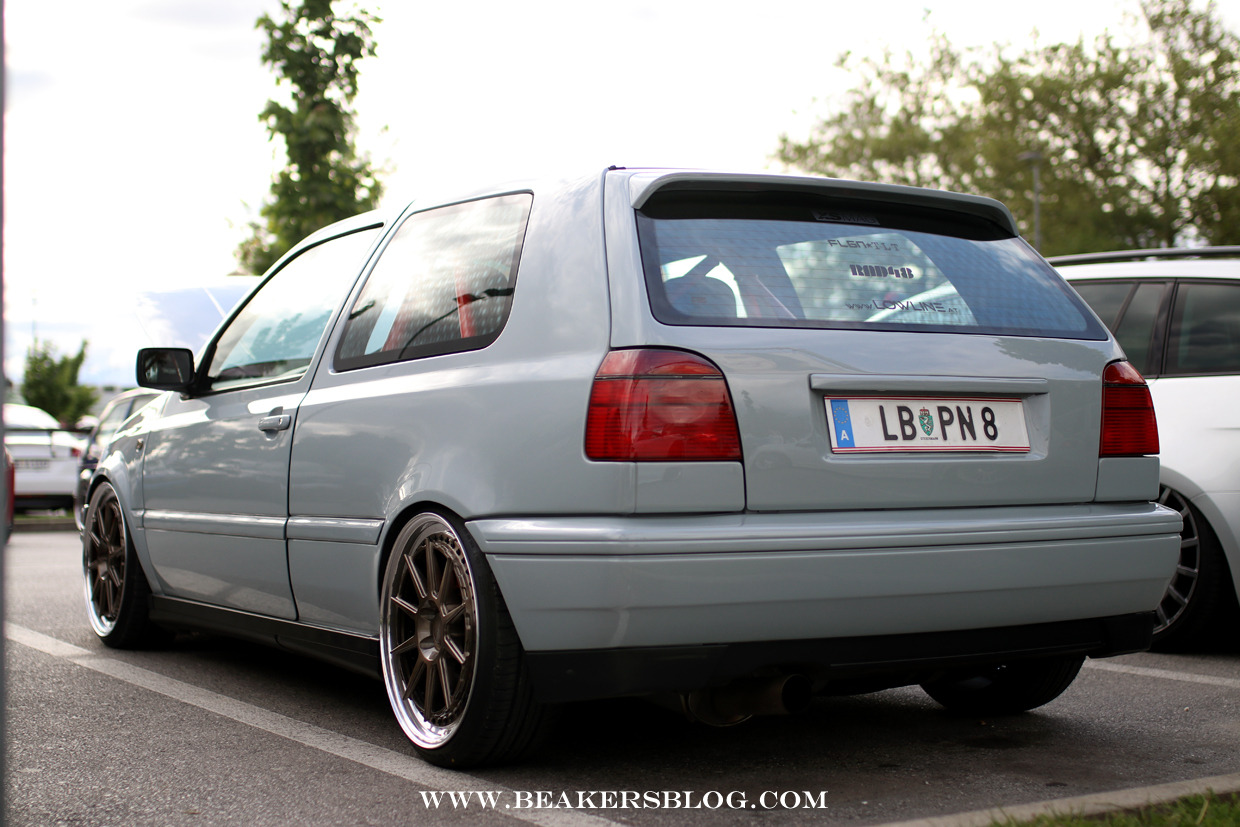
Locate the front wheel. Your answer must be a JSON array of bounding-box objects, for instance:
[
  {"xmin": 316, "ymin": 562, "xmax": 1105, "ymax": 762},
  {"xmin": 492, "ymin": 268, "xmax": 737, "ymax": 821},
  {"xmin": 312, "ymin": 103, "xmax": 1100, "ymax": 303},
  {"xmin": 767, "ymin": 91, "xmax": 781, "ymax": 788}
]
[
  {"xmin": 82, "ymin": 483, "xmax": 170, "ymax": 648},
  {"xmin": 379, "ymin": 511, "xmax": 548, "ymax": 767},
  {"xmin": 920, "ymin": 654, "xmax": 1084, "ymax": 716}
]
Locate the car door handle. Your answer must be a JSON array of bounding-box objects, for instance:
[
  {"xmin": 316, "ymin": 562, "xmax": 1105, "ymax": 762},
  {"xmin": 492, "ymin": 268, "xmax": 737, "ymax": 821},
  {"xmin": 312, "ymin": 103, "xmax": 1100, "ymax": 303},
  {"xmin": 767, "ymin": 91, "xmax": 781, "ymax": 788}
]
[{"xmin": 258, "ymin": 414, "xmax": 292, "ymax": 432}]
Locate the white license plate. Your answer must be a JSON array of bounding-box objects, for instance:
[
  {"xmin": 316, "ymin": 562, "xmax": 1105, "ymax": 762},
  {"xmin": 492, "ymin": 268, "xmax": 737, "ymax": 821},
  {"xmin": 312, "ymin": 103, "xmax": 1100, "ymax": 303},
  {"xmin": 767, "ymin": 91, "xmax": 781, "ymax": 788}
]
[
  {"xmin": 13, "ymin": 458, "xmax": 50, "ymax": 470},
  {"xmin": 825, "ymin": 397, "xmax": 1030, "ymax": 453}
]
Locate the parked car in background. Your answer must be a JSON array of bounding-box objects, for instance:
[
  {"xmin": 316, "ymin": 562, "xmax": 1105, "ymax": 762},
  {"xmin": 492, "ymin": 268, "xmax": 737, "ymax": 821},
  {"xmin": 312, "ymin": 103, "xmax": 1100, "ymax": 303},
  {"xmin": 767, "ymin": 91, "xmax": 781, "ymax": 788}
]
[
  {"xmin": 5, "ymin": 447, "xmax": 15, "ymax": 534},
  {"xmin": 1054, "ymin": 247, "xmax": 1240, "ymax": 650},
  {"xmin": 73, "ymin": 389, "xmax": 160, "ymax": 530},
  {"xmin": 84, "ymin": 168, "xmax": 1180, "ymax": 767},
  {"xmin": 4, "ymin": 403, "xmax": 85, "ymax": 513}
]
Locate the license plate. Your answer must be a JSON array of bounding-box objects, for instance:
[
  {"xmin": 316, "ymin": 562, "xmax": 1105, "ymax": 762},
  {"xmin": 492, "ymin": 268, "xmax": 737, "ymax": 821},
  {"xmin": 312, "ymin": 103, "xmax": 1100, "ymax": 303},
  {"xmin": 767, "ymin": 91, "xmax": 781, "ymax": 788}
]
[
  {"xmin": 13, "ymin": 459, "xmax": 50, "ymax": 470},
  {"xmin": 826, "ymin": 397, "xmax": 1030, "ymax": 453}
]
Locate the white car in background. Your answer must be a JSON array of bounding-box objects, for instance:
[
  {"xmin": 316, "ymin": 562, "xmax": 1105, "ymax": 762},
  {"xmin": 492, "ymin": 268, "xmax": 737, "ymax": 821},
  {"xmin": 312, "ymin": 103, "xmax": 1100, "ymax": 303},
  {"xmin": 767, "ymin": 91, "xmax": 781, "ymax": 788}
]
[
  {"xmin": 1054, "ymin": 248, "xmax": 1240, "ymax": 650},
  {"xmin": 4, "ymin": 403, "xmax": 85, "ymax": 512}
]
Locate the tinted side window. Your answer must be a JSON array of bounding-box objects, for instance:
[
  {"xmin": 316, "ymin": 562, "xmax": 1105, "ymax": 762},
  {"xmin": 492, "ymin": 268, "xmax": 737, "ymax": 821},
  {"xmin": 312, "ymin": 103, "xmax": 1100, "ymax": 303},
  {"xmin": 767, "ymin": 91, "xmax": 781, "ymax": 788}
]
[
  {"xmin": 206, "ymin": 226, "xmax": 381, "ymax": 391},
  {"xmin": 1112, "ymin": 282, "xmax": 1165, "ymax": 376},
  {"xmin": 1070, "ymin": 281, "xmax": 1133, "ymax": 328},
  {"xmin": 1167, "ymin": 281, "xmax": 1240, "ymax": 375},
  {"xmin": 335, "ymin": 193, "xmax": 533, "ymax": 370}
]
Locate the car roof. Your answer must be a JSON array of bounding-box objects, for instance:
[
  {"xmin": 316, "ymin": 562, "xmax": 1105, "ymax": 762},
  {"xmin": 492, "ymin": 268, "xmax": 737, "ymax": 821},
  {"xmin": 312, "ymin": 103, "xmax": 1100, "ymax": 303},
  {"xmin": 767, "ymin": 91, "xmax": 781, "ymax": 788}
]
[
  {"xmin": 1051, "ymin": 247, "xmax": 1240, "ymax": 280},
  {"xmin": 309, "ymin": 166, "xmax": 1026, "ymax": 245},
  {"xmin": 4, "ymin": 403, "xmax": 61, "ymax": 430}
]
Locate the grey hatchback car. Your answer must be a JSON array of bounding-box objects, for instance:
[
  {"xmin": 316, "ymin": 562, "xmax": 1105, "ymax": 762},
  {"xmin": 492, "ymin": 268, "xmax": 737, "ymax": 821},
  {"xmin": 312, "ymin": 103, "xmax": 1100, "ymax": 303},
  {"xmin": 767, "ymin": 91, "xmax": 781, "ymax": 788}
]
[{"xmin": 84, "ymin": 168, "xmax": 1181, "ymax": 768}]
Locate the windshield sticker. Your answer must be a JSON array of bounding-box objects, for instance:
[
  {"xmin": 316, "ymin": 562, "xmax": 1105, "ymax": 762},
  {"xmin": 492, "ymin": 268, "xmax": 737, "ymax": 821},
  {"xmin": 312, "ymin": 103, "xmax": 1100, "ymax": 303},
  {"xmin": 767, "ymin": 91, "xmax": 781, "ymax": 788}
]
[
  {"xmin": 849, "ymin": 263, "xmax": 920, "ymax": 280},
  {"xmin": 814, "ymin": 210, "xmax": 880, "ymax": 226},
  {"xmin": 827, "ymin": 238, "xmax": 898, "ymax": 250},
  {"xmin": 846, "ymin": 298, "xmax": 961, "ymax": 315}
]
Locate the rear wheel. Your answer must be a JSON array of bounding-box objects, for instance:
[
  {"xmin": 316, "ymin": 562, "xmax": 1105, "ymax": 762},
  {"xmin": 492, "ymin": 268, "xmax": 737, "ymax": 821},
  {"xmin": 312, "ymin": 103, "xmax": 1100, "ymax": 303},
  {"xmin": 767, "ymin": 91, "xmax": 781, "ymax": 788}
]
[
  {"xmin": 379, "ymin": 511, "xmax": 548, "ymax": 767},
  {"xmin": 82, "ymin": 483, "xmax": 169, "ymax": 648},
  {"xmin": 920, "ymin": 655, "xmax": 1084, "ymax": 716},
  {"xmin": 1152, "ymin": 487, "xmax": 1238, "ymax": 651}
]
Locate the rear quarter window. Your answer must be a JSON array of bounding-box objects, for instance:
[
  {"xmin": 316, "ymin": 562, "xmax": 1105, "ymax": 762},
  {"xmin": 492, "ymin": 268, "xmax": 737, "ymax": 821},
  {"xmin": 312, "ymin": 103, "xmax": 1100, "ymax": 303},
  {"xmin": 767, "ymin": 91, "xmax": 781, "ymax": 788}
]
[
  {"xmin": 335, "ymin": 193, "xmax": 533, "ymax": 370},
  {"xmin": 638, "ymin": 196, "xmax": 1104, "ymax": 339}
]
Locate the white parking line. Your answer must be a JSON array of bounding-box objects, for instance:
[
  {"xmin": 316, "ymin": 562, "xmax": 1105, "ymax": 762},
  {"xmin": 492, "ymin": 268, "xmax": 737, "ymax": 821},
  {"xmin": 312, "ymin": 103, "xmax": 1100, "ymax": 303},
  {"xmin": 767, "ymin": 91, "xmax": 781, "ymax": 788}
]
[
  {"xmin": 6, "ymin": 624, "xmax": 623, "ymax": 827},
  {"xmin": 1084, "ymin": 659, "xmax": 1240, "ymax": 690}
]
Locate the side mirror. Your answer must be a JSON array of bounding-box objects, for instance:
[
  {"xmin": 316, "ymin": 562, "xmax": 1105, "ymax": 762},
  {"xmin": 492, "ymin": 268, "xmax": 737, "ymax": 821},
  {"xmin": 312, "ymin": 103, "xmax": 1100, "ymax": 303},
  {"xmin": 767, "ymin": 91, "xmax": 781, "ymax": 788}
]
[{"xmin": 136, "ymin": 348, "xmax": 196, "ymax": 392}]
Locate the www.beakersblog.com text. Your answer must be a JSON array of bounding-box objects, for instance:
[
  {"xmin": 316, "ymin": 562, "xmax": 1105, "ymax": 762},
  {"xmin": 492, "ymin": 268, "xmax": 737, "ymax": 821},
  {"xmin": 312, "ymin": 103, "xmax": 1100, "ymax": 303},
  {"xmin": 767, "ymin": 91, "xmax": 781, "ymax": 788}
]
[{"xmin": 418, "ymin": 789, "xmax": 830, "ymax": 811}]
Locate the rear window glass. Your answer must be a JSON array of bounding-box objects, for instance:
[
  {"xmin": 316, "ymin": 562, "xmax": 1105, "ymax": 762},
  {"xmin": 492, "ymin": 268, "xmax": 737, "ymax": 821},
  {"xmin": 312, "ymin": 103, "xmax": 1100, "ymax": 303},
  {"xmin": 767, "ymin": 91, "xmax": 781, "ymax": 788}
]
[{"xmin": 637, "ymin": 198, "xmax": 1104, "ymax": 339}]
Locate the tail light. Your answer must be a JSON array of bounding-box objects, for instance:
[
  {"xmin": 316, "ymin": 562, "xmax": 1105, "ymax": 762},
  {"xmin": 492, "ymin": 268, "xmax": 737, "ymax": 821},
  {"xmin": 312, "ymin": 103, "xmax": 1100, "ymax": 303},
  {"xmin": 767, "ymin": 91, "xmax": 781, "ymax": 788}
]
[
  {"xmin": 585, "ymin": 349, "xmax": 742, "ymax": 461},
  {"xmin": 1100, "ymin": 361, "xmax": 1159, "ymax": 456}
]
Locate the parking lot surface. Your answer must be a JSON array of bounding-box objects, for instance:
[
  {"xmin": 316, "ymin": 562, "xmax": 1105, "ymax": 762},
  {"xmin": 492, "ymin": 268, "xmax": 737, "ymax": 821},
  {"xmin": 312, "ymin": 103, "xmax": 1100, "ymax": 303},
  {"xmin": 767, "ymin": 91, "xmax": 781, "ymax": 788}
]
[{"xmin": 6, "ymin": 530, "xmax": 1239, "ymax": 826}]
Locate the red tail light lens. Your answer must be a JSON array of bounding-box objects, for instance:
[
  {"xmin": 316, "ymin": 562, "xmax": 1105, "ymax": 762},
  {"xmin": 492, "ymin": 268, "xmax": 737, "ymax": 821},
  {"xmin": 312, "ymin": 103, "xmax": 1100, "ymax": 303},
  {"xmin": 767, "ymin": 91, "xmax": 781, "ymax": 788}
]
[
  {"xmin": 585, "ymin": 349, "xmax": 742, "ymax": 461},
  {"xmin": 1100, "ymin": 361, "xmax": 1159, "ymax": 456}
]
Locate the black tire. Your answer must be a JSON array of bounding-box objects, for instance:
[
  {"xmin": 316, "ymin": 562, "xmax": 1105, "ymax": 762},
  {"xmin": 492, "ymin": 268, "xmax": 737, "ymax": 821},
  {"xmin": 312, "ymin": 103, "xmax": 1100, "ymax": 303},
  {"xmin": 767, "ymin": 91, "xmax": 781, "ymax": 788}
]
[
  {"xmin": 379, "ymin": 511, "xmax": 550, "ymax": 768},
  {"xmin": 1151, "ymin": 487, "xmax": 1240, "ymax": 652},
  {"xmin": 920, "ymin": 654, "xmax": 1084, "ymax": 716},
  {"xmin": 82, "ymin": 483, "xmax": 171, "ymax": 649}
]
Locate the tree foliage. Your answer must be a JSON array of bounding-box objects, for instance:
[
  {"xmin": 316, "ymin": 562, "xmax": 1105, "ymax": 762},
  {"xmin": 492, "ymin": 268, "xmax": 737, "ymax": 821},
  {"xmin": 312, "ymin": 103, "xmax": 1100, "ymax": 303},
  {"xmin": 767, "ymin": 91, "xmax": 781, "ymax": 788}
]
[
  {"xmin": 22, "ymin": 340, "xmax": 97, "ymax": 426},
  {"xmin": 776, "ymin": 0, "xmax": 1240, "ymax": 255},
  {"xmin": 237, "ymin": 0, "xmax": 384, "ymax": 275}
]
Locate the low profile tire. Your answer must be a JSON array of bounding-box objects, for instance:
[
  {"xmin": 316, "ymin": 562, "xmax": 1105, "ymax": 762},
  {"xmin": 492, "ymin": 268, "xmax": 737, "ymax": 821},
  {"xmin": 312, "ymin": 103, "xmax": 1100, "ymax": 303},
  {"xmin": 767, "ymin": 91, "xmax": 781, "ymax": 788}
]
[
  {"xmin": 379, "ymin": 511, "xmax": 548, "ymax": 768},
  {"xmin": 920, "ymin": 654, "xmax": 1085, "ymax": 716},
  {"xmin": 82, "ymin": 483, "xmax": 170, "ymax": 648},
  {"xmin": 1151, "ymin": 487, "xmax": 1239, "ymax": 652}
]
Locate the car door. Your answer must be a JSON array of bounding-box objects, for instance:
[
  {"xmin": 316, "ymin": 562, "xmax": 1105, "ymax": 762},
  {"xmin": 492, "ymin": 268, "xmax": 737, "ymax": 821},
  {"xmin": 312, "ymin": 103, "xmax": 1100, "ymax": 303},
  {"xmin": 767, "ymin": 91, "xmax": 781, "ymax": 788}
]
[{"xmin": 140, "ymin": 225, "xmax": 381, "ymax": 618}]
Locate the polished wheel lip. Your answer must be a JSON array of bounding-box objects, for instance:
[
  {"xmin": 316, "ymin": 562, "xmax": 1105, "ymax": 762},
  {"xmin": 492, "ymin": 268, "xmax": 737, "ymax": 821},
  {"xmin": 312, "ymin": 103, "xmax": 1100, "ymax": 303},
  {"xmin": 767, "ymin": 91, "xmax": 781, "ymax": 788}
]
[
  {"xmin": 380, "ymin": 514, "xmax": 478, "ymax": 750},
  {"xmin": 83, "ymin": 490, "xmax": 125, "ymax": 638},
  {"xmin": 1155, "ymin": 486, "xmax": 1200, "ymax": 635}
]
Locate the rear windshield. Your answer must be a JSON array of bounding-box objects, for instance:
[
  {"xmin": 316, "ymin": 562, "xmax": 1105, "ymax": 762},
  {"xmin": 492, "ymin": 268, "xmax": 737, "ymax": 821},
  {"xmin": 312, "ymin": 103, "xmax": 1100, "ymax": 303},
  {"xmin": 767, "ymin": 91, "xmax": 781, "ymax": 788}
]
[{"xmin": 637, "ymin": 196, "xmax": 1105, "ymax": 339}]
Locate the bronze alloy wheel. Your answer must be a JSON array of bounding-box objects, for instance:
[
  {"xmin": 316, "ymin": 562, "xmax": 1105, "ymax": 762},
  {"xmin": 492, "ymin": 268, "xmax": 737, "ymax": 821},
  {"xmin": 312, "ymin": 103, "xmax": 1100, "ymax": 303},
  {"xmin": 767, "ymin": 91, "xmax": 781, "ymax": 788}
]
[
  {"xmin": 380, "ymin": 514, "xmax": 479, "ymax": 749},
  {"xmin": 84, "ymin": 486, "xmax": 129, "ymax": 637}
]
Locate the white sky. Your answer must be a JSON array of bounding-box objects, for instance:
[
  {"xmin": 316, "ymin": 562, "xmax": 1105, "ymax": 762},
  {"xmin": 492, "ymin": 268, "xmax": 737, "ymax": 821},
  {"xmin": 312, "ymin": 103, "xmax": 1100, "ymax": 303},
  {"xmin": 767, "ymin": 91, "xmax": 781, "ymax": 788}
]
[{"xmin": 4, "ymin": 0, "xmax": 1236, "ymax": 387}]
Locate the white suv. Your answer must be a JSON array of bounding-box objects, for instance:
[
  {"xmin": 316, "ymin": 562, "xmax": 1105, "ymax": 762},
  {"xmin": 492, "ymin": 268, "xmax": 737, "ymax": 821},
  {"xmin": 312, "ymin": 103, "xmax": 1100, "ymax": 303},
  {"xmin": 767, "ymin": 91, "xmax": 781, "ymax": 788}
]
[{"xmin": 1055, "ymin": 248, "xmax": 1240, "ymax": 650}]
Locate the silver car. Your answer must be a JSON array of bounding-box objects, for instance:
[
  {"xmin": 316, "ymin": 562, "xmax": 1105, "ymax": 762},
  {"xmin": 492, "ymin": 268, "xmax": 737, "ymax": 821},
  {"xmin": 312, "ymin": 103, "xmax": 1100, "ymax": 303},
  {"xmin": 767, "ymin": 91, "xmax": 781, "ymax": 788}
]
[{"xmin": 84, "ymin": 168, "xmax": 1181, "ymax": 768}]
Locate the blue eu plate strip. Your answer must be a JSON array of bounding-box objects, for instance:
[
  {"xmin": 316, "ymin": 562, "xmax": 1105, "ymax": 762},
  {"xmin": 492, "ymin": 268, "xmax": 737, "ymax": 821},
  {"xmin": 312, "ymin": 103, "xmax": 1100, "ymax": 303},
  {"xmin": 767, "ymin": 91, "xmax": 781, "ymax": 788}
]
[{"xmin": 830, "ymin": 399, "xmax": 854, "ymax": 448}]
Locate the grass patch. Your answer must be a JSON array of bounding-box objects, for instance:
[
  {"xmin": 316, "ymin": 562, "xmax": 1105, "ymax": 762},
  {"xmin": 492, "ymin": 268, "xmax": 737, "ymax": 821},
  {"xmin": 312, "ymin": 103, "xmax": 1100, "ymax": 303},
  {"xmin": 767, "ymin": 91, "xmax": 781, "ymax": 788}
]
[{"xmin": 996, "ymin": 792, "xmax": 1240, "ymax": 827}]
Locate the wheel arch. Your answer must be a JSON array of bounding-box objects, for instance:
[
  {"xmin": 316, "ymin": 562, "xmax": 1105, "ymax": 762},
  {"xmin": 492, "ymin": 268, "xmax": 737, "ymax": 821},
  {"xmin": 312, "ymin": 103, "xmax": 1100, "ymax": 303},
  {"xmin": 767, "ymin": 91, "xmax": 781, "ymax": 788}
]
[
  {"xmin": 375, "ymin": 499, "xmax": 481, "ymax": 598},
  {"xmin": 87, "ymin": 460, "xmax": 162, "ymax": 596},
  {"xmin": 1160, "ymin": 470, "xmax": 1240, "ymax": 606},
  {"xmin": 1186, "ymin": 490, "xmax": 1240, "ymax": 606}
]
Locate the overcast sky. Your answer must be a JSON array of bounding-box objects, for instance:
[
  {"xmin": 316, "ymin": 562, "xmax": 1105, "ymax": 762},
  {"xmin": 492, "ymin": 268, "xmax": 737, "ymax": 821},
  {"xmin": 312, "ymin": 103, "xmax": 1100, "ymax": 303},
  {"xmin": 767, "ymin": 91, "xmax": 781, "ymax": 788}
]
[{"xmin": 5, "ymin": 0, "xmax": 1234, "ymax": 388}]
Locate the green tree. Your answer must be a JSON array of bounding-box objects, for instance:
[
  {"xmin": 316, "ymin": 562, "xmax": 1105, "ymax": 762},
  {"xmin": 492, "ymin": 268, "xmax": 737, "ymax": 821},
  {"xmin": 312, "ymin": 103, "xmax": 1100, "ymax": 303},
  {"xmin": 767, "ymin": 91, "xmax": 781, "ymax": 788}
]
[
  {"xmin": 22, "ymin": 340, "xmax": 97, "ymax": 427},
  {"xmin": 776, "ymin": 0, "xmax": 1240, "ymax": 255},
  {"xmin": 237, "ymin": 0, "xmax": 384, "ymax": 275}
]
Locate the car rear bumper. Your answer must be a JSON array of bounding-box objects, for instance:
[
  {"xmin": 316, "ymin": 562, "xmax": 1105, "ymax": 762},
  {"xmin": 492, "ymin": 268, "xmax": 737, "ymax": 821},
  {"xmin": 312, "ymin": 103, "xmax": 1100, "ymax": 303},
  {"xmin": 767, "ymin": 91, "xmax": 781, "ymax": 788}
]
[
  {"xmin": 522, "ymin": 613, "xmax": 1156, "ymax": 702},
  {"xmin": 472, "ymin": 503, "xmax": 1181, "ymax": 656}
]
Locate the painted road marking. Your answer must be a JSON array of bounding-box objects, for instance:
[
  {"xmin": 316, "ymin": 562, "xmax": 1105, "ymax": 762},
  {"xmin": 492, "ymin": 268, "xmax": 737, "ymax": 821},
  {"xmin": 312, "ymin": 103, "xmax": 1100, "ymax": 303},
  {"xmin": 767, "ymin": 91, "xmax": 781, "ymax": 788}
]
[
  {"xmin": 1084, "ymin": 659, "xmax": 1240, "ymax": 690},
  {"xmin": 6, "ymin": 624, "xmax": 622, "ymax": 827}
]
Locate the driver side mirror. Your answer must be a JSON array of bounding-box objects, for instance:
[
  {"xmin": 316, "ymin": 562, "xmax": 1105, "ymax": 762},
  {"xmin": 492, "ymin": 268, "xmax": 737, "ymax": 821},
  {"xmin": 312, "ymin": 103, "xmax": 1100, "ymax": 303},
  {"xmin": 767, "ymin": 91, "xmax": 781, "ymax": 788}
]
[{"xmin": 136, "ymin": 348, "xmax": 196, "ymax": 392}]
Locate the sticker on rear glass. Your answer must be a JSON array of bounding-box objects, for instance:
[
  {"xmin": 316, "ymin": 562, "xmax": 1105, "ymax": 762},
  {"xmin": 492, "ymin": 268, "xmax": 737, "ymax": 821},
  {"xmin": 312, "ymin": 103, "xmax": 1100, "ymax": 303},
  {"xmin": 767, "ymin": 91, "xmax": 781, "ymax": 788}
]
[
  {"xmin": 813, "ymin": 210, "xmax": 880, "ymax": 225},
  {"xmin": 848, "ymin": 263, "xmax": 921, "ymax": 280}
]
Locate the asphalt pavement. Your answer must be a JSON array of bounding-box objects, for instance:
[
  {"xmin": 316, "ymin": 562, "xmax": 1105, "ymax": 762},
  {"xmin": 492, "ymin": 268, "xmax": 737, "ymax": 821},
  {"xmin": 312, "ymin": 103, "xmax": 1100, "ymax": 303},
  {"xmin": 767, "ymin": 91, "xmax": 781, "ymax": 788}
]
[{"xmin": 5, "ymin": 529, "xmax": 1239, "ymax": 827}]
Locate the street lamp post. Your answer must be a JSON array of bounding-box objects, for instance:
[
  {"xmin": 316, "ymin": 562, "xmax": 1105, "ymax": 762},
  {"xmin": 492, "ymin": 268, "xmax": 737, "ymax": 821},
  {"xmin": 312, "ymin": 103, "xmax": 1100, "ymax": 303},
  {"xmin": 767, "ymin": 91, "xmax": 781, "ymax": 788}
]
[{"xmin": 1018, "ymin": 150, "xmax": 1043, "ymax": 252}]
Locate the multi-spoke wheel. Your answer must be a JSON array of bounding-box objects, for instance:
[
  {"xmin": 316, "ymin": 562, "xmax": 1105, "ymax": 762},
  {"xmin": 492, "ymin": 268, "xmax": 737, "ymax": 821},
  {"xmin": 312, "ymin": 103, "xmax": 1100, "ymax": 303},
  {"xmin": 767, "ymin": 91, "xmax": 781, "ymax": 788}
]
[
  {"xmin": 1151, "ymin": 486, "xmax": 1237, "ymax": 651},
  {"xmin": 379, "ymin": 512, "xmax": 548, "ymax": 767},
  {"xmin": 82, "ymin": 483, "xmax": 167, "ymax": 648},
  {"xmin": 920, "ymin": 654, "xmax": 1084, "ymax": 716}
]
